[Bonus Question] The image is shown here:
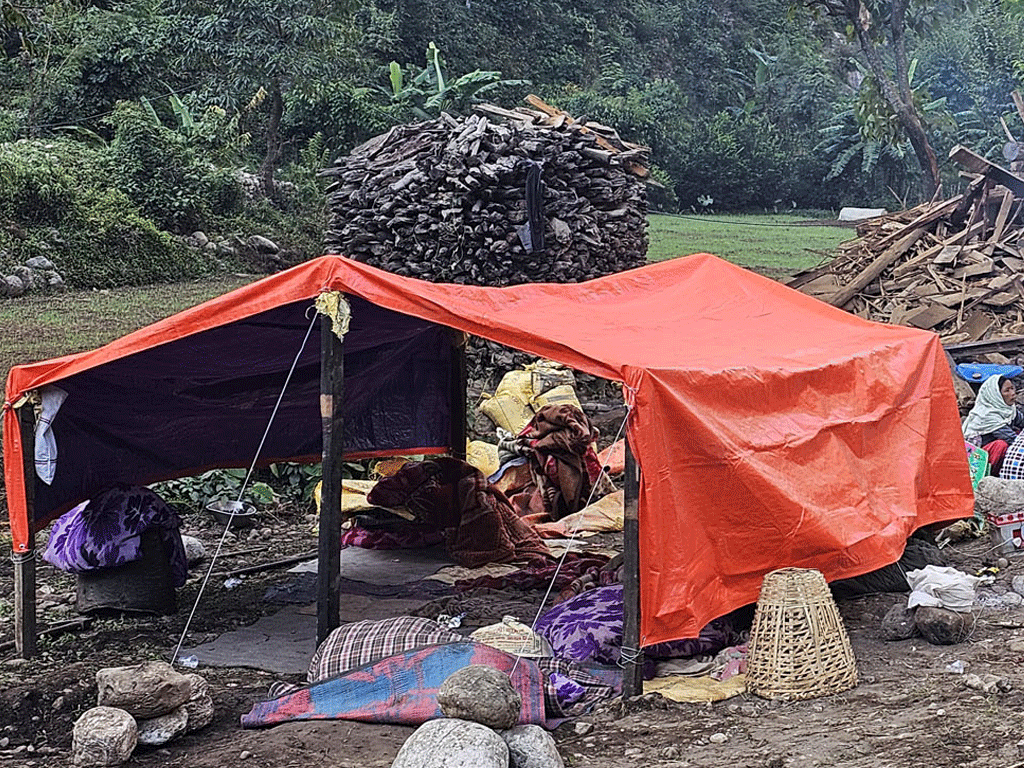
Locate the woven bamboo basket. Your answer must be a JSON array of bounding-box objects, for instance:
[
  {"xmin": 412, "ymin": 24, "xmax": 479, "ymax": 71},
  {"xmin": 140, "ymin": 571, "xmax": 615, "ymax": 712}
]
[{"xmin": 745, "ymin": 567, "xmax": 858, "ymax": 701}]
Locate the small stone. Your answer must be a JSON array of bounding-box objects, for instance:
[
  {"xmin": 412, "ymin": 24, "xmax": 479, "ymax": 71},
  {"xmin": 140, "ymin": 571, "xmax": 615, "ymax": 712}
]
[
  {"xmin": 181, "ymin": 536, "xmax": 206, "ymax": 566},
  {"xmin": 709, "ymin": 732, "xmax": 728, "ymax": 744},
  {"xmin": 661, "ymin": 746, "xmax": 681, "ymax": 759},
  {"xmin": 192, "ymin": 231, "xmax": 209, "ymax": 247},
  {"xmin": 392, "ymin": 718, "xmax": 508, "ymax": 768},
  {"xmin": 977, "ymin": 477, "xmax": 1024, "ymax": 521},
  {"xmin": 573, "ymin": 722, "xmax": 593, "ymax": 736},
  {"xmin": 136, "ymin": 705, "xmax": 188, "ymax": 746},
  {"xmin": 4, "ymin": 275, "xmax": 26, "ymax": 297},
  {"xmin": 880, "ymin": 603, "xmax": 918, "ymax": 641},
  {"xmin": 0, "ymin": 737, "xmax": 9, "ymax": 747},
  {"xmin": 247, "ymin": 235, "xmax": 280, "ymax": 254},
  {"xmin": 96, "ymin": 661, "xmax": 192, "ymax": 718},
  {"xmin": 915, "ymin": 606, "xmax": 971, "ymax": 645},
  {"xmin": 1012, "ymin": 575, "xmax": 1024, "ymax": 598},
  {"xmin": 182, "ymin": 676, "xmax": 214, "ymax": 735},
  {"xmin": 1008, "ymin": 639, "xmax": 1024, "ymax": 653},
  {"xmin": 500, "ymin": 725, "xmax": 562, "ymax": 768},
  {"xmin": 998, "ymin": 558, "xmax": 1010, "ymax": 570},
  {"xmin": 437, "ymin": 665, "xmax": 521, "ymax": 730},
  {"xmin": 624, "ymin": 748, "xmax": 643, "ymax": 757},
  {"xmin": 1004, "ymin": 592, "xmax": 1023, "ymax": 606},
  {"xmin": 964, "ymin": 673, "xmax": 1011, "ymax": 694},
  {"xmin": 240, "ymin": 750, "xmax": 252, "ymax": 760},
  {"xmin": 52, "ymin": 696, "xmax": 65, "ymax": 711},
  {"xmin": 72, "ymin": 707, "xmax": 137, "ymax": 767},
  {"xmin": 25, "ymin": 256, "xmax": 54, "ymax": 270}
]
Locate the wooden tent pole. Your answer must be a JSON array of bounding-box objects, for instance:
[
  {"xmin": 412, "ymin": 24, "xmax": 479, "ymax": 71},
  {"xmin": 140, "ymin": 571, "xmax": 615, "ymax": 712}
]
[
  {"xmin": 449, "ymin": 329, "xmax": 467, "ymax": 461},
  {"xmin": 14, "ymin": 404, "xmax": 37, "ymax": 658},
  {"xmin": 317, "ymin": 314, "xmax": 345, "ymax": 646},
  {"xmin": 621, "ymin": 437, "xmax": 643, "ymax": 698}
]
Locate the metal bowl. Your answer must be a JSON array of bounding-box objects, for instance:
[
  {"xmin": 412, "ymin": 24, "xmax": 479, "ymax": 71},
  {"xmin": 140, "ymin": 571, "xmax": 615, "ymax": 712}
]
[{"xmin": 206, "ymin": 499, "xmax": 257, "ymax": 529}]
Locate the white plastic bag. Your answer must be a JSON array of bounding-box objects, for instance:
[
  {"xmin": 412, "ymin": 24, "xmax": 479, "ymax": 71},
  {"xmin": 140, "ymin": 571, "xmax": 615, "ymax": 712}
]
[{"xmin": 906, "ymin": 565, "xmax": 986, "ymax": 612}]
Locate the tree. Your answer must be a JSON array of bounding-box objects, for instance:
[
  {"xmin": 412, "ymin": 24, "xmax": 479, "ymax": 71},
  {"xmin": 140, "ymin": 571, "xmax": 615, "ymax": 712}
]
[
  {"xmin": 175, "ymin": 0, "xmax": 357, "ymax": 196},
  {"xmin": 814, "ymin": 0, "xmax": 964, "ymax": 199}
]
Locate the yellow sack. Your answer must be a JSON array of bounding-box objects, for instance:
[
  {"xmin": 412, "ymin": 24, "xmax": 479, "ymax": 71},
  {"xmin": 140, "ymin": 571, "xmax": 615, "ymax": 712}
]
[
  {"xmin": 526, "ymin": 360, "xmax": 576, "ymax": 395},
  {"xmin": 478, "ymin": 369, "xmax": 536, "ymax": 434},
  {"xmin": 478, "ymin": 363, "xmax": 582, "ymax": 435},
  {"xmin": 466, "ymin": 440, "xmax": 500, "ymax": 478},
  {"xmin": 531, "ymin": 383, "xmax": 582, "ymax": 413},
  {"xmin": 469, "ymin": 616, "xmax": 553, "ymax": 657}
]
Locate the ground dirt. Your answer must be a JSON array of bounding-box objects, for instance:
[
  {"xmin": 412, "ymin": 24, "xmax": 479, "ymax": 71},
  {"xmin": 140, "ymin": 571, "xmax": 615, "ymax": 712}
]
[{"xmin": 3, "ymin": 505, "xmax": 1024, "ymax": 768}]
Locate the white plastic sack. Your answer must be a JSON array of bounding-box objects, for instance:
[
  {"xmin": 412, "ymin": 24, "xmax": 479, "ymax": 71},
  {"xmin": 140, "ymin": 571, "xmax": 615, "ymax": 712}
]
[{"xmin": 906, "ymin": 565, "xmax": 985, "ymax": 612}]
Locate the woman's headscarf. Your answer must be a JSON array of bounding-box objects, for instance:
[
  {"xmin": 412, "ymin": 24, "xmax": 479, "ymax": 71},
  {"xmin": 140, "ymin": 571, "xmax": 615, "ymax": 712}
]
[{"xmin": 962, "ymin": 374, "xmax": 1015, "ymax": 440}]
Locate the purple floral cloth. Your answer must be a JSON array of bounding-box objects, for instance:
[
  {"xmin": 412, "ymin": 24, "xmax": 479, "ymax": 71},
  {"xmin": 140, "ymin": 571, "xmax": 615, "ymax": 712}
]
[
  {"xmin": 43, "ymin": 485, "xmax": 187, "ymax": 587},
  {"xmin": 534, "ymin": 584, "xmax": 746, "ymax": 668}
]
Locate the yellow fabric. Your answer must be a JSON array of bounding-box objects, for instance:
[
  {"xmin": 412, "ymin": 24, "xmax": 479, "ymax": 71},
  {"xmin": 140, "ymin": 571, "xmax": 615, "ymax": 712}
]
[
  {"xmin": 312, "ymin": 479, "xmax": 413, "ymax": 520},
  {"xmin": 314, "ymin": 291, "xmax": 351, "ymax": 340},
  {"xmin": 644, "ymin": 673, "xmax": 747, "ymax": 703},
  {"xmin": 534, "ymin": 490, "xmax": 623, "ymax": 538},
  {"xmin": 466, "ymin": 440, "xmax": 500, "ymax": 477}
]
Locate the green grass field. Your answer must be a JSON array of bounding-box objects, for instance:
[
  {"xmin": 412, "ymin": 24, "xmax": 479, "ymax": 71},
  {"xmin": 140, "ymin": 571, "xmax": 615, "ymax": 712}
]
[{"xmin": 647, "ymin": 212, "xmax": 854, "ymax": 277}]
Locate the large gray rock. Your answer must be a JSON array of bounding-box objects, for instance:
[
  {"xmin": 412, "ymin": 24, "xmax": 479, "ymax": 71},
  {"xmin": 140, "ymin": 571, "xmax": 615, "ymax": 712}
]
[
  {"xmin": 181, "ymin": 535, "xmax": 206, "ymax": 565},
  {"xmin": 25, "ymin": 255, "xmax": 54, "ymax": 270},
  {"xmin": 247, "ymin": 234, "xmax": 280, "ymax": 253},
  {"xmin": 500, "ymin": 725, "xmax": 564, "ymax": 768},
  {"xmin": 915, "ymin": 606, "xmax": 971, "ymax": 645},
  {"xmin": 96, "ymin": 661, "xmax": 192, "ymax": 718},
  {"xmin": 438, "ymin": 665, "xmax": 521, "ymax": 730},
  {"xmin": 975, "ymin": 476, "xmax": 1024, "ymax": 520},
  {"xmin": 11, "ymin": 265, "xmax": 34, "ymax": 290},
  {"xmin": 391, "ymin": 718, "xmax": 509, "ymax": 768},
  {"xmin": 880, "ymin": 603, "xmax": 918, "ymax": 641},
  {"xmin": 1012, "ymin": 575, "xmax": 1024, "ymax": 598},
  {"xmin": 182, "ymin": 673, "xmax": 215, "ymax": 733},
  {"xmin": 136, "ymin": 705, "xmax": 188, "ymax": 746},
  {"xmin": 3, "ymin": 275, "xmax": 25, "ymax": 297},
  {"xmin": 72, "ymin": 707, "xmax": 137, "ymax": 767}
]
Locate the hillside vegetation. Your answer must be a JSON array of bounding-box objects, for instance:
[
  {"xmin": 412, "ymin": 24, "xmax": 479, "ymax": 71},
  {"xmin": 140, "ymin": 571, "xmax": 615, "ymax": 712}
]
[{"xmin": 1, "ymin": 1, "xmax": 1023, "ymax": 288}]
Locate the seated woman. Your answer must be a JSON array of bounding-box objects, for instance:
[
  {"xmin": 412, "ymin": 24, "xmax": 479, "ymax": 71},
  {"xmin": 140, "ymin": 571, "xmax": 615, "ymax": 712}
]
[{"xmin": 962, "ymin": 374, "xmax": 1024, "ymax": 474}]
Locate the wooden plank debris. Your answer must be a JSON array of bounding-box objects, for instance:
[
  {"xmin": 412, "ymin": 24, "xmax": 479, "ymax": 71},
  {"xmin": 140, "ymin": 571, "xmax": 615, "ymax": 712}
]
[{"xmin": 792, "ymin": 140, "xmax": 1024, "ymax": 349}]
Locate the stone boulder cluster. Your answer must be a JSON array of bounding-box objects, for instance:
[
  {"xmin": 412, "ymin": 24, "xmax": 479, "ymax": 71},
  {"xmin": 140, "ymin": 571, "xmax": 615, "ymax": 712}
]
[
  {"xmin": 391, "ymin": 665, "xmax": 564, "ymax": 768},
  {"xmin": 72, "ymin": 661, "xmax": 214, "ymax": 767},
  {"xmin": 184, "ymin": 230, "xmax": 288, "ymax": 271},
  {"xmin": 0, "ymin": 255, "xmax": 65, "ymax": 298}
]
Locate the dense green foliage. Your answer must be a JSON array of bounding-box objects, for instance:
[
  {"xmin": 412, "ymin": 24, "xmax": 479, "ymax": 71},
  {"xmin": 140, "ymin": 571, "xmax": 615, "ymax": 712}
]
[
  {"xmin": 0, "ymin": 137, "xmax": 206, "ymax": 287},
  {"xmin": 2, "ymin": 0, "xmax": 1024, "ymax": 287}
]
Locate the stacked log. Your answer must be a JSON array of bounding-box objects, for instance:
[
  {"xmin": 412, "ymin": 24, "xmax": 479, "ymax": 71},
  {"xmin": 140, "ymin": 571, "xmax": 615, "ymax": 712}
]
[
  {"xmin": 322, "ymin": 97, "xmax": 649, "ymax": 286},
  {"xmin": 789, "ymin": 145, "xmax": 1024, "ymax": 351}
]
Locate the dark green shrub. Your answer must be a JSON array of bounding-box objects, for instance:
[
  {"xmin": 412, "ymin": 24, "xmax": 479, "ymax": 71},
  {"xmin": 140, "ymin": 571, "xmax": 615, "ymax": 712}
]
[
  {"xmin": 105, "ymin": 101, "xmax": 243, "ymax": 232},
  {"xmin": 55, "ymin": 187, "xmax": 207, "ymax": 288},
  {"xmin": 670, "ymin": 111, "xmax": 791, "ymax": 212},
  {"xmin": 0, "ymin": 136, "xmax": 207, "ymax": 288}
]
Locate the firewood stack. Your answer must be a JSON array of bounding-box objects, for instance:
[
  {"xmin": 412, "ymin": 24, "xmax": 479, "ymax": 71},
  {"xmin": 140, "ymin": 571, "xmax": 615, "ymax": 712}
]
[
  {"xmin": 322, "ymin": 96, "xmax": 650, "ymax": 286},
  {"xmin": 789, "ymin": 145, "xmax": 1024, "ymax": 346}
]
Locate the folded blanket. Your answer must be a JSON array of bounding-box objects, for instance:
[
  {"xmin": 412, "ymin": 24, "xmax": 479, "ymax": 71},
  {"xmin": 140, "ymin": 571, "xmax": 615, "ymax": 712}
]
[{"xmin": 241, "ymin": 642, "xmax": 549, "ymax": 728}]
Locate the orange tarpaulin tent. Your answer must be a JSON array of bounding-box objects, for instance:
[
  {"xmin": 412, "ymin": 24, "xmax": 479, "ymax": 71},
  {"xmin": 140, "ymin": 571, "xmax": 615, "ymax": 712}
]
[{"xmin": 3, "ymin": 253, "xmax": 974, "ymax": 645}]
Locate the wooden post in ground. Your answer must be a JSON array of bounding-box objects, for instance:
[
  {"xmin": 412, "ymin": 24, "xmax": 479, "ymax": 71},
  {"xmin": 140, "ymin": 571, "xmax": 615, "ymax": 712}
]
[
  {"xmin": 621, "ymin": 438, "xmax": 643, "ymax": 698},
  {"xmin": 14, "ymin": 403, "xmax": 37, "ymax": 658},
  {"xmin": 449, "ymin": 329, "xmax": 467, "ymax": 461},
  {"xmin": 317, "ymin": 314, "xmax": 345, "ymax": 646}
]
